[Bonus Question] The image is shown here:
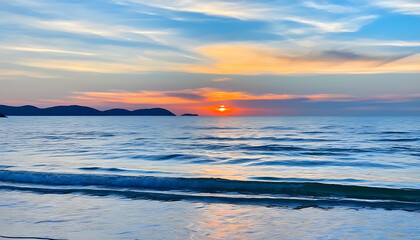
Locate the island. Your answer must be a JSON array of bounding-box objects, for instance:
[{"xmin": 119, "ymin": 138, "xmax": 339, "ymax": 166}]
[
  {"xmin": 181, "ymin": 113, "xmax": 199, "ymax": 116},
  {"xmin": 0, "ymin": 113, "xmax": 6, "ymax": 118},
  {"xmin": 0, "ymin": 105, "xmax": 176, "ymax": 116}
]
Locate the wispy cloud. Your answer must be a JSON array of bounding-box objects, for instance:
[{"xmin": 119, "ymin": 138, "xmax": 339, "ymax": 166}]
[
  {"xmin": 68, "ymin": 88, "xmax": 420, "ymax": 115},
  {"xmin": 71, "ymin": 88, "xmax": 358, "ymax": 105},
  {"xmin": 336, "ymin": 40, "xmax": 420, "ymax": 47},
  {"xmin": 374, "ymin": 0, "xmax": 420, "ymax": 15},
  {"xmin": 117, "ymin": 0, "xmax": 375, "ymax": 34},
  {"xmin": 30, "ymin": 19, "xmax": 173, "ymax": 43},
  {"xmin": 283, "ymin": 15, "xmax": 376, "ymax": 33},
  {"xmin": 116, "ymin": 0, "xmax": 271, "ymax": 20},
  {"xmin": 14, "ymin": 58, "xmax": 185, "ymax": 73},
  {"xmin": 212, "ymin": 77, "xmax": 231, "ymax": 82},
  {"xmin": 164, "ymin": 92, "xmax": 205, "ymax": 100},
  {"xmin": 1, "ymin": 46, "xmax": 95, "ymax": 56},
  {"xmin": 185, "ymin": 44, "xmax": 419, "ymax": 75},
  {"xmin": 302, "ymin": 1, "xmax": 358, "ymax": 13},
  {"xmin": 71, "ymin": 90, "xmax": 198, "ymax": 105},
  {"xmin": 0, "ymin": 69, "xmax": 57, "ymax": 79},
  {"xmin": 1, "ymin": 0, "xmax": 406, "ymax": 77}
]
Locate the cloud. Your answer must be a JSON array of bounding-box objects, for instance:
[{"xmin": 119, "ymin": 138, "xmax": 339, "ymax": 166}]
[
  {"xmin": 164, "ymin": 92, "xmax": 205, "ymax": 100},
  {"xmin": 372, "ymin": 94, "xmax": 420, "ymax": 103},
  {"xmin": 30, "ymin": 19, "xmax": 173, "ymax": 43},
  {"xmin": 212, "ymin": 77, "xmax": 232, "ymax": 82},
  {"xmin": 369, "ymin": 41, "xmax": 420, "ymax": 47},
  {"xmin": 68, "ymin": 88, "xmax": 420, "ymax": 115},
  {"xmin": 318, "ymin": 50, "xmax": 375, "ymax": 61},
  {"xmin": 13, "ymin": 55, "xmax": 188, "ymax": 73},
  {"xmin": 14, "ymin": 59, "xmax": 152, "ymax": 73},
  {"xmin": 70, "ymin": 88, "xmax": 358, "ymax": 105},
  {"xmin": 77, "ymin": 89, "xmax": 419, "ymax": 105},
  {"xmin": 231, "ymin": 98, "xmax": 420, "ymax": 116},
  {"xmin": 302, "ymin": 1, "xmax": 358, "ymax": 13},
  {"xmin": 1, "ymin": 46, "xmax": 95, "ymax": 56},
  {"xmin": 186, "ymin": 44, "xmax": 420, "ymax": 75},
  {"xmin": 283, "ymin": 15, "xmax": 376, "ymax": 33},
  {"xmin": 117, "ymin": 0, "xmax": 375, "ymax": 33},
  {"xmin": 0, "ymin": 70, "xmax": 57, "ymax": 79},
  {"xmin": 116, "ymin": 0, "xmax": 270, "ymax": 20},
  {"xmin": 374, "ymin": 0, "xmax": 420, "ymax": 15},
  {"xmin": 0, "ymin": 11, "xmax": 174, "ymax": 44},
  {"xmin": 334, "ymin": 40, "xmax": 420, "ymax": 47},
  {"xmin": 71, "ymin": 91, "xmax": 197, "ymax": 105},
  {"xmin": 1, "ymin": 0, "xmax": 401, "ymax": 78}
]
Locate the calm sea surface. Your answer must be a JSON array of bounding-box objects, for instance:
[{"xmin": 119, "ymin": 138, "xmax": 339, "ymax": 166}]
[{"xmin": 0, "ymin": 116, "xmax": 419, "ymax": 239}]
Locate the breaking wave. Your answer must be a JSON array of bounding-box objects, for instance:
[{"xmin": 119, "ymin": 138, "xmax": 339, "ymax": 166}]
[{"xmin": 0, "ymin": 170, "xmax": 418, "ymax": 211}]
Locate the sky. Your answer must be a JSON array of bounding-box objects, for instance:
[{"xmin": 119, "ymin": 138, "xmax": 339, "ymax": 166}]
[{"xmin": 0, "ymin": 0, "xmax": 419, "ymax": 116}]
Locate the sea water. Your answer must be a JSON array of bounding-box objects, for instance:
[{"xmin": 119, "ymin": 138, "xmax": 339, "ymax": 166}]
[{"xmin": 0, "ymin": 116, "xmax": 419, "ymax": 239}]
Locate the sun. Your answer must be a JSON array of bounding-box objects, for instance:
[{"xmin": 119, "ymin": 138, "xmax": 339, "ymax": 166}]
[
  {"xmin": 207, "ymin": 105, "xmax": 233, "ymax": 115},
  {"xmin": 218, "ymin": 105, "xmax": 227, "ymax": 112}
]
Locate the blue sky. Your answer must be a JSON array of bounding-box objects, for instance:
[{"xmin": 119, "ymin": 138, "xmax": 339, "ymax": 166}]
[{"xmin": 0, "ymin": 0, "xmax": 419, "ymax": 115}]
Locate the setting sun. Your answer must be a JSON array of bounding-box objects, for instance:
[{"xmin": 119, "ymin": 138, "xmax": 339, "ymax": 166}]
[
  {"xmin": 218, "ymin": 105, "xmax": 227, "ymax": 112},
  {"xmin": 204, "ymin": 105, "xmax": 236, "ymax": 115}
]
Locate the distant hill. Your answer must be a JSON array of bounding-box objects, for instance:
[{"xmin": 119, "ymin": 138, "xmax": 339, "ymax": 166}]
[
  {"xmin": 181, "ymin": 113, "xmax": 199, "ymax": 116},
  {"xmin": 0, "ymin": 105, "xmax": 176, "ymax": 116}
]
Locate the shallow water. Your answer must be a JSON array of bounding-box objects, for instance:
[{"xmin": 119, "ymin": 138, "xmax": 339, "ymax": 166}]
[
  {"xmin": 1, "ymin": 191, "xmax": 419, "ymax": 240},
  {"xmin": 0, "ymin": 116, "xmax": 419, "ymax": 239}
]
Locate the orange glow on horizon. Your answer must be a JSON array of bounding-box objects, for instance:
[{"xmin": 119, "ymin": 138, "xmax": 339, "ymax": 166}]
[
  {"xmin": 207, "ymin": 105, "xmax": 235, "ymax": 115},
  {"xmin": 218, "ymin": 105, "xmax": 227, "ymax": 112}
]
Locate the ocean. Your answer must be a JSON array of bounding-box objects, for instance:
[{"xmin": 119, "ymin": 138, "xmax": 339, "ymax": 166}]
[{"xmin": 0, "ymin": 116, "xmax": 419, "ymax": 239}]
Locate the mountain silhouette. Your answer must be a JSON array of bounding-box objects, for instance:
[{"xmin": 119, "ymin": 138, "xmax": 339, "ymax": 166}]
[
  {"xmin": 0, "ymin": 105, "xmax": 176, "ymax": 116},
  {"xmin": 181, "ymin": 113, "xmax": 199, "ymax": 116},
  {"xmin": 103, "ymin": 108, "xmax": 132, "ymax": 116}
]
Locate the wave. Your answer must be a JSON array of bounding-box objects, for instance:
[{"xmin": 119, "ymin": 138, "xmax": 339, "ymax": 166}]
[
  {"xmin": 260, "ymin": 126, "xmax": 295, "ymax": 130},
  {"xmin": 238, "ymin": 144, "xmax": 306, "ymax": 151},
  {"xmin": 248, "ymin": 160, "xmax": 402, "ymax": 169},
  {"xmin": 301, "ymin": 131, "xmax": 336, "ymax": 134},
  {"xmin": 0, "ymin": 170, "xmax": 418, "ymax": 204},
  {"xmin": 130, "ymin": 154, "xmax": 200, "ymax": 161},
  {"xmin": 236, "ymin": 144, "xmax": 372, "ymax": 155},
  {"xmin": 77, "ymin": 167, "xmax": 178, "ymax": 175},
  {"xmin": 1, "ymin": 184, "xmax": 418, "ymax": 212},
  {"xmin": 376, "ymin": 138, "xmax": 419, "ymax": 142},
  {"xmin": 196, "ymin": 136, "xmax": 335, "ymax": 142},
  {"xmin": 35, "ymin": 132, "xmax": 116, "ymax": 140},
  {"xmin": 187, "ymin": 143, "xmax": 417, "ymax": 156},
  {"xmin": 62, "ymin": 131, "xmax": 116, "ymax": 137},
  {"xmin": 223, "ymin": 158, "xmax": 261, "ymax": 164},
  {"xmin": 185, "ymin": 126, "xmax": 242, "ymax": 130},
  {"xmin": 362, "ymin": 131, "xmax": 413, "ymax": 135},
  {"xmin": 381, "ymin": 131, "xmax": 411, "ymax": 134},
  {"xmin": 152, "ymin": 154, "xmax": 198, "ymax": 160},
  {"xmin": 188, "ymin": 142, "xmax": 371, "ymax": 153},
  {"xmin": 249, "ymin": 176, "xmax": 366, "ymax": 183},
  {"xmin": 79, "ymin": 167, "xmax": 133, "ymax": 172}
]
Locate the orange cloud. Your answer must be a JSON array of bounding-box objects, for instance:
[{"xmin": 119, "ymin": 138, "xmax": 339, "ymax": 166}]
[
  {"xmin": 71, "ymin": 88, "xmax": 356, "ymax": 106},
  {"xmin": 186, "ymin": 45, "xmax": 420, "ymax": 75},
  {"xmin": 71, "ymin": 91, "xmax": 197, "ymax": 104},
  {"xmin": 48, "ymin": 89, "xmax": 419, "ymax": 116}
]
